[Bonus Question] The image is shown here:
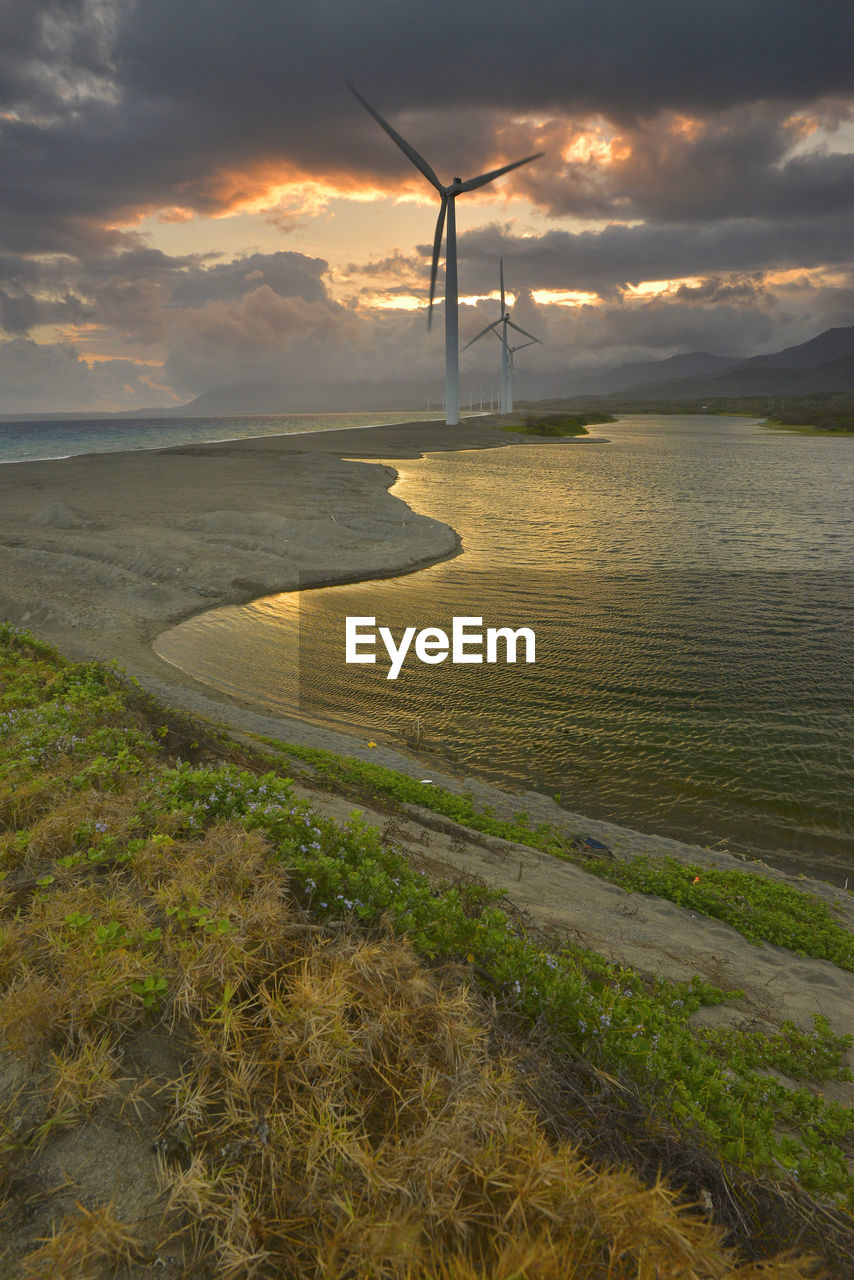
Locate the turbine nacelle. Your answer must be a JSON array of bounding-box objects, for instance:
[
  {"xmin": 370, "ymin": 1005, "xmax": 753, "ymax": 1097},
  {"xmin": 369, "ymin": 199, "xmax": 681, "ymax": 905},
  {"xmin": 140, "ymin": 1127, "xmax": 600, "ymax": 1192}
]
[{"xmin": 348, "ymin": 83, "xmax": 541, "ymax": 329}]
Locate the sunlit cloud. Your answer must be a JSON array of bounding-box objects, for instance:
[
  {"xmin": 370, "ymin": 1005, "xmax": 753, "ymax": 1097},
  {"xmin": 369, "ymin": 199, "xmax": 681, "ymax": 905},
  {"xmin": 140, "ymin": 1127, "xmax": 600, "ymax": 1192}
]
[
  {"xmin": 763, "ymin": 266, "xmax": 853, "ymax": 288},
  {"xmin": 669, "ymin": 115, "xmax": 706, "ymax": 143},
  {"xmin": 531, "ymin": 288, "xmax": 599, "ymax": 307},
  {"xmin": 562, "ymin": 126, "xmax": 630, "ymax": 167},
  {"xmin": 156, "ymin": 207, "xmax": 197, "ymax": 224},
  {"xmin": 622, "ymin": 277, "xmax": 706, "ymax": 299},
  {"xmin": 362, "ymin": 293, "xmax": 424, "ymax": 311},
  {"xmin": 460, "ymin": 291, "xmax": 516, "ymax": 307},
  {"xmin": 83, "ymin": 351, "xmax": 164, "ymax": 366}
]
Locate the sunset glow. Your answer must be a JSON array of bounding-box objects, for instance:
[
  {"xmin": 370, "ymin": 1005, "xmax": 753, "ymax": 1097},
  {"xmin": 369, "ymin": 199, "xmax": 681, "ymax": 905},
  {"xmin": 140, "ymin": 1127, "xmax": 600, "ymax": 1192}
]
[
  {"xmin": 0, "ymin": 2, "xmax": 851, "ymax": 414},
  {"xmin": 531, "ymin": 288, "xmax": 599, "ymax": 307},
  {"xmin": 622, "ymin": 277, "xmax": 707, "ymax": 298}
]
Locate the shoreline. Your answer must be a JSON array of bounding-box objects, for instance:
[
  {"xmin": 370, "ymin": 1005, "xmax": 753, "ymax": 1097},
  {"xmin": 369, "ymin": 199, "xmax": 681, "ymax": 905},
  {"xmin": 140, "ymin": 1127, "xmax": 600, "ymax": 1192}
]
[
  {"xmin": 0, "ymin": 408, "xmax": 454, "ymax": 467},
  {"xmin": 0, "ymin": 412, "xmax": 846, "ymax": 892},
  {"xmin": 2, "ymin": 414, "xmax": 853, "ymax": 1106},
  {"xmin": 0, "ymin": 415, "xmax": 495, "ymax": 670}
]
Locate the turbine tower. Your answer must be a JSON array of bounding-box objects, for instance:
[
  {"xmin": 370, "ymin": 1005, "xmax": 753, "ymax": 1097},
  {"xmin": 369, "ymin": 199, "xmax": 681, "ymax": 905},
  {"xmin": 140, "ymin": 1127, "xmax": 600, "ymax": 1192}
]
[
  {"xmin": 462, "ymin": 259, "xmax": 542, "ymax": 412},
  {"xmin": 348, "ymin": 84, "xmax": 542, "ymax": 426}
]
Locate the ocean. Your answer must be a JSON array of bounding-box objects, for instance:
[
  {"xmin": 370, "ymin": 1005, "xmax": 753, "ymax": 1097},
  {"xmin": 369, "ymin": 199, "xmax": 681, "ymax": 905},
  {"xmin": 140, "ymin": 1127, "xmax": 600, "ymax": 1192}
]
[{"xmin": 0, "ymin": 410, "xmax": 445, "ymax": 465}]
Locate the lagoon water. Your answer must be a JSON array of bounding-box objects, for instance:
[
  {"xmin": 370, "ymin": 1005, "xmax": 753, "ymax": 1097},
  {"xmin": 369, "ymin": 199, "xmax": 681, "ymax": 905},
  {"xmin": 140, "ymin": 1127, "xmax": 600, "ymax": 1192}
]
[{"xmin": 155, "ymin": 414, "xmax": 854, "ymax": 884}]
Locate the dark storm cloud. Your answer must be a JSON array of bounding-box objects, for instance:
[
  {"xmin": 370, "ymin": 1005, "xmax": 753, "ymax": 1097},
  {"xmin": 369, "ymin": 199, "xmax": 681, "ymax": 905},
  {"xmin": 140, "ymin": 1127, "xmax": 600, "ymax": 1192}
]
[
  {"xmin": 114, "ymin": 0, "xmax": 854, "ymax": 128},
  {"xmin": 0, "ymin": 286, "xmax": 90, "ymax": 334},
  {"xmin": 524, "ymin": 102, "xmax": 854, "ymax": 223},
  {"xmin": 456, "ymin": 217, "xmax": 854, "ymax": 296},
  {"xmin": 0, "ymin": 0, "xmax": 119, "ymax": 114},
  {"xmin": 2, "ymin": 0, "xmax": 854, "ymax": 257},
  {"xmin": 0, "ymin": 240, "xmax": 333, "ymax": 341},
  {"xmin": 171, "ymin": 252, "xmax": 328, "ymax": 307},
  {"xmin": 2, "ymin": 0, "xmax": 854, "ymax": 411}
]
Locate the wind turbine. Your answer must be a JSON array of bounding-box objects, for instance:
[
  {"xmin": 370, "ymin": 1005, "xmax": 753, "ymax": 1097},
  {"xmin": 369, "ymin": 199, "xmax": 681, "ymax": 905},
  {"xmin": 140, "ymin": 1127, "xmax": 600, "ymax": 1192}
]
[
  {"xmin": 348, "ymin": 84, "xmax": 542, "ymax": 426},
  {"xmin": 462, "ymin": 259, "xmax": 542, "ymax": 412}
]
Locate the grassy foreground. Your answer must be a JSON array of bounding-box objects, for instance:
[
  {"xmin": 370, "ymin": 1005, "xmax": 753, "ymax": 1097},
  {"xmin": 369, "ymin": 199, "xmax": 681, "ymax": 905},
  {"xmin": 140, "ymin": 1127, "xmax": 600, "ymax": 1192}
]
[{"xmin": 1, "ymin": 626, "xmax": 852, "ymax": 1277}]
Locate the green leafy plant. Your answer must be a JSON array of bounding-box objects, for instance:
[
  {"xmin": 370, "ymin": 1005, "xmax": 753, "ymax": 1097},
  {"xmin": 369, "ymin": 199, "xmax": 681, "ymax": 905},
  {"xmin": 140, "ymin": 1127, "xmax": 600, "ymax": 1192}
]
[{"xmin": 129, "ymin": 973, "xmax": 168, "ymax": 1010}]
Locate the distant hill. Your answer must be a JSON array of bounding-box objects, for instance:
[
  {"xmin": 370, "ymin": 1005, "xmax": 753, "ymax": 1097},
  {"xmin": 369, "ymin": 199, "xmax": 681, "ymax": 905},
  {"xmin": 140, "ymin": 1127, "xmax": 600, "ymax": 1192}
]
[
  {"xmin": 568, "ymin": 351, "xmax": 738, "ymax": 396},
  {"xmin": 613, "ymin": 327, "xmax": 854, "ymax": 400},
  {"xmin": 155, "ymin": 324, "xmax": 854, "ymax": 416},
  {"xmin": 738, "ymin": 326, "xmax": 854, "ymax": 371},
  {"xmin": 170, "ymin": 379, "xmax": 446, "ymax": 416},
  {"xmin": 173, "ymin": 383, "xmax": 295, "ymax": 416}
]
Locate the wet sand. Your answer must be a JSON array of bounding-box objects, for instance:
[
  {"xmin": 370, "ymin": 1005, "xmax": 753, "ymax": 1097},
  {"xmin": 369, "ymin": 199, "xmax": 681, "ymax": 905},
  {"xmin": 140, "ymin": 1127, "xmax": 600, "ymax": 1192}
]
[{"xmin": 0, "ymin": 417, "xmax": 511, "ymax": 680}]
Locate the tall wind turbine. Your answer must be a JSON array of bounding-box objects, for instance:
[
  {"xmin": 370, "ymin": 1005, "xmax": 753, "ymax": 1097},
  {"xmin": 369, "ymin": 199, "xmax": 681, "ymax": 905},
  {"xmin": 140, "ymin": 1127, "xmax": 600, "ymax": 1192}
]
[
  {"xmin": 348, "ymin": 84, "xmax": 542, "ymax": 426},
  {"xmin": 462, "ymin": 259, "xmax": 542, "ymax": 412}
]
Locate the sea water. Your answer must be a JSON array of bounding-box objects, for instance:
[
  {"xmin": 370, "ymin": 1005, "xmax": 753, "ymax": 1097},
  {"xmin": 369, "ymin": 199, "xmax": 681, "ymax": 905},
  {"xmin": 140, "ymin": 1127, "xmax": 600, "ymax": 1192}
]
[{"xmin": 0, "ymin": 410, "xmax": 444, "ymax": 465}]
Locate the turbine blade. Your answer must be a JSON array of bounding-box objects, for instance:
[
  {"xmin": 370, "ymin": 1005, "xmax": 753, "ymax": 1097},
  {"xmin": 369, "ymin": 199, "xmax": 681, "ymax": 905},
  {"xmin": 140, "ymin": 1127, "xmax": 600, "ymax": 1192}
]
[
  {"xmin": 428, "ymin": 196, "xmax": 447, "ymax": 331},
  {"xmin": 507, "ymin": 319, "xmax": 541, "ymax": 344},
  {"xmin": 456, "ymin": 152, "xmax": 543, "ymax": 194},
  {"xmin": 462, "ymin": 318, "xmax": 502, "ymax": 351},
  {"xmin": 347, "ymin": 82, "xmax": 444, "ymax": 191},
  {"xmin": 500, "ymin": 257, "xmax": 505, "ymax": 314}
]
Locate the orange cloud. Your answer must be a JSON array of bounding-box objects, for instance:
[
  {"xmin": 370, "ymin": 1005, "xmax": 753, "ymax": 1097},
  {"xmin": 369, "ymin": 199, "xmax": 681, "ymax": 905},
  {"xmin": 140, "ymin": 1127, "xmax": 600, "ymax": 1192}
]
[
  {"xmin": 531, "ymin": 288, "xmax": 599, "ymax": 307},
  {"xmin": 622, "ymin": 277, "xmax": 705, "ymax": 299},
  {"xmin": 782, "ymin": 112, "xmax": 821, "ymax": 142},
  {"xmin": 669, "ymin": 114, "xmax": 706, "ymax": 143},
  {"xmin": 361, "ymin": 292, "xmax": 423, "ymax": 311},
  {"xmin": 156, "ymin": 206, "xmax": 197, "ymax": 223},
  {"xmin": 174, "ymin": 161, "xmax": 429, "ymax": 221},
  {"xmin": 562, "ymin": 128, "xmax": 631, "ymax": 168}
]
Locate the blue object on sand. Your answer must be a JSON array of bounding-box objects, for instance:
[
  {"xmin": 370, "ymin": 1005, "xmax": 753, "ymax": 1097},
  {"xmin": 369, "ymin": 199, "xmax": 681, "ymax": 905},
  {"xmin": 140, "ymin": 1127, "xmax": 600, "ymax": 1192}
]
[{"xmin": 579, "ymin": 835, "xmax": 614, "ymax": 857}]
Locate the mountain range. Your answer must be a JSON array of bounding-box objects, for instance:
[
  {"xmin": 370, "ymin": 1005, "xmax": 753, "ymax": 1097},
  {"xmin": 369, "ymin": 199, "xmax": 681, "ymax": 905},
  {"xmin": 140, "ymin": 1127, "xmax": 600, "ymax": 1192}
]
[
  {"xmin": 6, "ymin": 325, "xmax": 852, "ymax": 422},
  {"xmin": 562, "ymin": 325, "xmax": 854, "ymax": 401},
  {"xmin": 167, "ymin": 325, "xmax": 854, "ymax": 415}
]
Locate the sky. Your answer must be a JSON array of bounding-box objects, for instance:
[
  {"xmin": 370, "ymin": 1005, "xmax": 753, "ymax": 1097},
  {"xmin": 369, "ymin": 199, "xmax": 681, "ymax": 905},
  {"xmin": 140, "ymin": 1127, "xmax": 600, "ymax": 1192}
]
[{"xmin": 1, "ymin": 0, "xmax": 854, "ymax": 414}]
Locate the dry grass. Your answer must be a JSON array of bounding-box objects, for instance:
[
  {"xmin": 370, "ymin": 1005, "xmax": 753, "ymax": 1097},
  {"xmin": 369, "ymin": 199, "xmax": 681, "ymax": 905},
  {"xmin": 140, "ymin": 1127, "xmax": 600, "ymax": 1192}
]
[
  {"xmin": 1, "ymin": 810, "xmax": 828, "ymax": 1277},
  {"xmin": 149, "ymin": 873, "xmax": 820, "ymax": 1280},
  {"xmin": 0, "ymin": 633, "xmax": 837, "ymax": 1277},
  {"xmin": 46, "ymin": 1033, "xmax": 126, "ymax": 1124},
  {"xmin": 21, "ymin": 1201, "xmax": 143, "ymax": 1279}
]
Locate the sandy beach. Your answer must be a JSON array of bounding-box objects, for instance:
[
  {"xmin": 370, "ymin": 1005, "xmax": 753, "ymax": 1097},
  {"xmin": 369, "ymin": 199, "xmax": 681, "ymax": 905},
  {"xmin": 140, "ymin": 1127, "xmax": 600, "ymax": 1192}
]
[
  {"xmin": 0, "ymin": 417, "xmax": 499, "ymax": 681},
  {"xmin": 1, "ymin": 415, "xmax": 853, "ymax": 1067}
]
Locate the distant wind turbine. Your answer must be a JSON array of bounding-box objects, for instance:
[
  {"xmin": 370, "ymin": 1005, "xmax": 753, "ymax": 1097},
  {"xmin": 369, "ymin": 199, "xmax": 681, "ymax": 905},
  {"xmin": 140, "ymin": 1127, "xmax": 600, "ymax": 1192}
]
[
  {"xmin": 348, "ymin": 84, "xmax": 542, "ymax": 426},
  {"xmin": 462, "ymin": 259, "xmax": 542, "ymax": 412}
]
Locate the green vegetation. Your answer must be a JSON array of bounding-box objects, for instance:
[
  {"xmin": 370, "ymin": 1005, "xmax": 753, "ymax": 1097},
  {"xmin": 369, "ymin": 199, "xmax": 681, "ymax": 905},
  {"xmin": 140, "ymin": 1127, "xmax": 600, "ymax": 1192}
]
[
  {"xmin": 759, "ymin": 393, "xmax": 854, "ymax": 434},
  {"xmin": 519, "ymin": 391, "xmax": 854, "ymax": 432},
  {"xmin": 270, "ymin": 739, "xmax": 572, "ymax": 849},
  {"xmin": 270, "ymin": 742, "xmax": 854, "ymax": 974},
  {"xmin": 1, "ymin": 625, "xmax": 853, "ymax": 1276},
  {"xmin": 502, "ymin": 410, "xmax": 615, "ymax": 437},
  {"xmin": 596, "ymin": 855, "xmax": 854, "ymax": 971}
]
